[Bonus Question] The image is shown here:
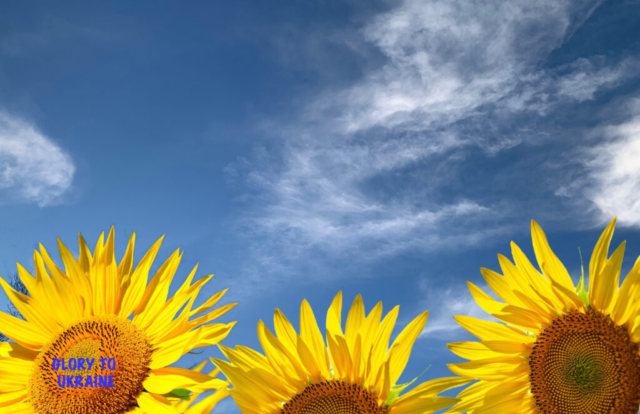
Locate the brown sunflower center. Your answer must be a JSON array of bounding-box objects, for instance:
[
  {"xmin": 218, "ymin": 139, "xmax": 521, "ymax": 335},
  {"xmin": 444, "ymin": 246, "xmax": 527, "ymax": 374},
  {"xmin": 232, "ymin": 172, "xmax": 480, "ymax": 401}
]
[
  {"xmin": 280, "ymin": 380, "xmax": 387, "ymax": 414},
  {"xmin": 529, "ymin": 309, "xmax": 640, "ymax": 414},
  {"xmin": 28, "ymin": 314, "xmax": 154, "ymax": 414}
]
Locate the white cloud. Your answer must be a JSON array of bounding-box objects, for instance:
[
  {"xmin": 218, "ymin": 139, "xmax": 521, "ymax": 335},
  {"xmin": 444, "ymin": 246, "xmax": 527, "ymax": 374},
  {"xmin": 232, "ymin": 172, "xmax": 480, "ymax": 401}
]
[
  {"xmin": 0, "ymin": 111, "xmax": 75, "ymax": 206},
  {"xmin": 232, "ymin": 0, "xmax": 638, "ymax": 278},
  {"xmin": 584, "ymin": 100, "xmax": 640, "ymax": 227},
  {"xmin": 306, "ymin": 0, "xmax": 614, "ymax": 135},
  {"xmin": 556, "ymin": 58, "xmax": 640, "ymax": 102}
]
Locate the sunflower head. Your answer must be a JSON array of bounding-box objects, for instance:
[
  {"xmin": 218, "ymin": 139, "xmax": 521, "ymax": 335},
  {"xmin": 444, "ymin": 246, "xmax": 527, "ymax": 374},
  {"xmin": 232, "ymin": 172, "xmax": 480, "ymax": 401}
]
[
  {"xmin": 0, "ymin": 227, "xmax": 237, "ymax": 414},
  {"xmin": 447, "ymin": 218, "xmax": 640, "ymax": 414},
  {"xmin": 213, "ymin": 292, "xmax": 471, "ymax": 414}
]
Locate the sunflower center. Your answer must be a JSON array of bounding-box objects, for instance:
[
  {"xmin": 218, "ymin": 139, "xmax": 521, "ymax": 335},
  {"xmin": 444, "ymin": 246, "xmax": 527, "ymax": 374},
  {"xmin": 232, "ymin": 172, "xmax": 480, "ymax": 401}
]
[
  {"xmin": 280, "ymin": 380, "xmax": 387, "ymax": 414},
  {"xmin": 529, "ymin": 309, "xmax": 640, "ymax": 414},
  {"xmin": 28, "ymin": 314, "xmax": 154, "ymax": 414}
]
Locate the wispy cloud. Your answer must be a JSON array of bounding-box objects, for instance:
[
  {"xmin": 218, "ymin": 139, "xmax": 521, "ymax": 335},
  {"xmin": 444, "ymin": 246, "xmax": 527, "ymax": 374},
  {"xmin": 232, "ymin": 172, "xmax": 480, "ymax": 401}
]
[
  {"xmin": 583, "ymin": 99, "xmax": 640, "ymax": 227},
  {"xmin": 418, "ymin": 279, "xmax": 494, "ymax": 340},
  {"xmin": 229, "ymin": 0, "xmax": 639, "ymax": 281},
  {"xmin": 0, "ymin": 111, "xmax": 75, "ymax": 207},
  {"xmin": 303, "ymin": 0, "xmax": 625, "ymax": 136},
  {"xmin": 555, "ymin": 57, "xmax": 639, "ymax": 103}
]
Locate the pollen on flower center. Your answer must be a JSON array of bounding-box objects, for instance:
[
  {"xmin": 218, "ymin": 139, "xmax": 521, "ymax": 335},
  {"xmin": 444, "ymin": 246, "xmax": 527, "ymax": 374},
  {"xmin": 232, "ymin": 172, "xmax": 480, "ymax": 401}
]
[
  {"xmin": 28, "ymin": 314, "xmax": 154, "ymax": 414},
  {"xmin": 529, "ymin": 309, "xmax": 640, "ymax": 414},
  {"xmin": 280, "ymin": 380, "xmax": 387, "ymax": 414}
]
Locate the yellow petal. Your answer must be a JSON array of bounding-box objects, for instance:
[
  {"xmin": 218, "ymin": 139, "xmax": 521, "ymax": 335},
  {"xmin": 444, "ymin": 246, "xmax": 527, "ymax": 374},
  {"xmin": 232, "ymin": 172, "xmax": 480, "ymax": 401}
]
[
  {"xmin": 591, "ymin": 241, "xmax": 625, "ymax": 314},
  {"xmin": 77, "ymin": 232, "xmax": 93, "ymax": 271},
  {"xmin": 454, "ymin": 316, "xmax": 533, "ymax": 343},
  {"xmin": 345, "ymin": 295, "xmax": 365, "ymax": 352},
  {"xmin": 119, "ymin": 235, "xmax": 164, "ymax": 318},
  {"xmin": 480, "ymin": 268, "xmax": 526, "ymax": 309},
  {"xmin": 469, "ymin": 282, "xmax": 543, "ymax": 331},
  {"xmin": 448, "ymin": 357, "xmax": 529, "ymax": 380},
  {"xmin": 256, "ymin": 320, "xmax": 306, "ymax": 386},
  {"xmin": 358, "ymin": 301, "xmax": 383, "ymax": 369},
  {"xmin": 0, "ymin": 342, "xmax": 38, "ymax": 360},
  {"xmin": 389, "ymin": 396, "xmax": 460, "ymax": 414},
  {"xmin": 326, "ymin": 291, "xmax": 344, "ymax": 338},
  {"xmin": 136, "ymin": 392, "xmax": 177, "ymax": 414},
  {"xmin": 273, "ymin": 309, "xmax": 300, "ymax": 357},
  {"xmin": 296, "ymin": 334, "xmax": 324, "ymax": 383},
  {"xmin": 0, "ymin": 390, "xmax": 28, "ymax": 407},
  {"xmin": 613, "ymin": 258, "xmax": 640, "ymax": 325},
  {"xmin": 589, "ymin": 217, "xmax": 617, "ymax": 294},
  {"xmin": 392, "ymin": 376, "xmax": 473, "ymax": 412},
  {"xmin": 326, "ymin": 330, "xmax": 348, "ymax": 379},
  {"xmin": 144, "ymin": 367, "xmax": 226, "ymax": 394},
  {"xmin": 531, "ymin": 220, "xmax": 577, "ymax": 302},
  {"xmin": 386, "ymin": 310, "xmax": 428, "ymax": 386},
  {"xmin": 510, "ymin": 241, "xmax": 564, "ymax": 312},
  {"xmin": 135, "ymin": 250, "xmax": 183, "ymax": 327},
  {"xmin": 447, "ymin": 340, "xmax": 530, "ymax": 360},
  {"xmin": 0, "ymin": 277, "xmax": 59, "ymax": 338},
  {"xmin": 0, "ymin": 311, "xmax": 48, "ymax": 349},
  {"xmin": 183, "ymin": 388, "xmax": 229, "ymax": 414},
  {"xmin": 446, "ymin": 379, "xmax": 500, "ymax": 413},
  {"xmin": 213, "ymin": 359, "xmax": 282, "ymax": 409},
  {"xmin": 118, "ymin": 232, "xmax": 136, "ymax": 280},
  {"xmin": 366, "ymin": 305, "xmax": 399, "ymax": 386},
  {"xmin": 300, "ymin": 299, "xmax": 331, "ymax": 378},
  {"xmin": 217, "ymin": 346, "xmax": 263, "ymax": 373},
  {"xmin": 407, "ymin": 376, "xmax": 473, "ymax": 398}
]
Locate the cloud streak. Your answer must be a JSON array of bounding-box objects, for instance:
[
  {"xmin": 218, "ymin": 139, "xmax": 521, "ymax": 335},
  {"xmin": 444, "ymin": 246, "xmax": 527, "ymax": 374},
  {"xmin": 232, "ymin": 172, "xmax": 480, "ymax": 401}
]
[
  {"xmin": 417, "ymin": 279, "xmax": 496, "ymax": 340},
  {"xmin": 0, "ymin": 111, "xmax": 75, "ymax": 207},
  {"xmin": 229, "ymin": 0, "xmax": 639, "ymax": 281}
]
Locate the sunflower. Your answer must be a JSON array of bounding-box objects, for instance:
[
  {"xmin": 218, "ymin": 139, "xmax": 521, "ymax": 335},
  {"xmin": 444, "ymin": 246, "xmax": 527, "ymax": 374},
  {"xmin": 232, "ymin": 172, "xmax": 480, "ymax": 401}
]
[
  {"xmin": 447, "ymin": 218, "xmax": 640, "ymax": 414},
  {"xmin": 213, "ymin": 292, "xmax": 472, "ymax": 414},
  {"xmin": 0, "ymin": 227, "xmax": 237, "ymax": 414},
  {"xmin": 169, "ymin": 359, "xmax": 230, "ymax": 414}
]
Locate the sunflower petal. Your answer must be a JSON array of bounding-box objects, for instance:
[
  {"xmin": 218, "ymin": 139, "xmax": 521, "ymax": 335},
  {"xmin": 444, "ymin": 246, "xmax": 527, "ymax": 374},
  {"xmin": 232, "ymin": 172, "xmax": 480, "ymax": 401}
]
[
  {"xmin": 531, "ymin": 221, "xmax": 576, "ymax": 299},
  {"xmin": 589, "ymin": 217, "xmax": 617, "ymax": 295},
  {"xmin": 387, "ymin": 310, "xmax": 428, "ymax": 386}
]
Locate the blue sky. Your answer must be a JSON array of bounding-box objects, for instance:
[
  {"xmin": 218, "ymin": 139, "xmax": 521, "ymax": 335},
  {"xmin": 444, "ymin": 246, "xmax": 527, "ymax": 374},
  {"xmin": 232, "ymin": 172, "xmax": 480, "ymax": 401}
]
[{"xmin": 1, "ymin": 0, "xmax": 640, "ymax": 412}]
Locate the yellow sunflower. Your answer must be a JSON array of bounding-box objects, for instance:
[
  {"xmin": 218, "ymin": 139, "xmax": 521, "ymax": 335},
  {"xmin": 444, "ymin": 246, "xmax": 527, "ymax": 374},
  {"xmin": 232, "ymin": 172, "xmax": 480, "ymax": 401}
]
[
  {"xmin": 213, "ymin": 291, "xmax": 472, "ymax": 414},
  {"xmin": 0, "ymin": 227, "xmax": 237, "ymax": 414},
  {"xmin": 169, "ymin": 360, "xmax": 230, "ymax": 414},
  {"xmin": 447, "ymin": 218, "xmax": 640, "ymax": 414}
]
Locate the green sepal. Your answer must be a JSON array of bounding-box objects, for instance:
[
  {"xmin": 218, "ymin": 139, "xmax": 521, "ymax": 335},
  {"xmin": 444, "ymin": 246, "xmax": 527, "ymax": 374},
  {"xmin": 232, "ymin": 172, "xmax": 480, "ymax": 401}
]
[
  {"xmin": 385, "ymin": 366, "xmax": 430, "ymax": 406},
  {"xmin": 163, "ymin": 388, "xmax": 191, "ymax": 401},
  {"xmin": 576, "ymin": 247, "xmax": 590, "ymax": 308}
]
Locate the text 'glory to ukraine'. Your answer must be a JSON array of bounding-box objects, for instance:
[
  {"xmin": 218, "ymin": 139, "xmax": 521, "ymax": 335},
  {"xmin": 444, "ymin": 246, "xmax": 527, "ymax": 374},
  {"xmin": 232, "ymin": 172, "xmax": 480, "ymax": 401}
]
[{"xmin": 53, "ymin": 357, "xmax": 117, "ymax": 388}]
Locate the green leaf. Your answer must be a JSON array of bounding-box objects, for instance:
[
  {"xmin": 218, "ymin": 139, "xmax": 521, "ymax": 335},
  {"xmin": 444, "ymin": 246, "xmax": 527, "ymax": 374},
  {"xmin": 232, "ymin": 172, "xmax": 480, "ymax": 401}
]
[
  {"xmin": 163, "ymin": 388, "xmax": 191, "ymax": 401},
  {"xmin": 576, "ymin": 247, "xmax": 590, "ymax": 308},
  {"xmin": 386, "ymin": 366, "xmax": 430, "ymax": 406},
  {"xmin": 188, "ymin": 349, "xmax": 204, "ymax": 355},
  {"xmin": 171, "ymin": 389, "xmax": 190, "ymax": 397}
]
